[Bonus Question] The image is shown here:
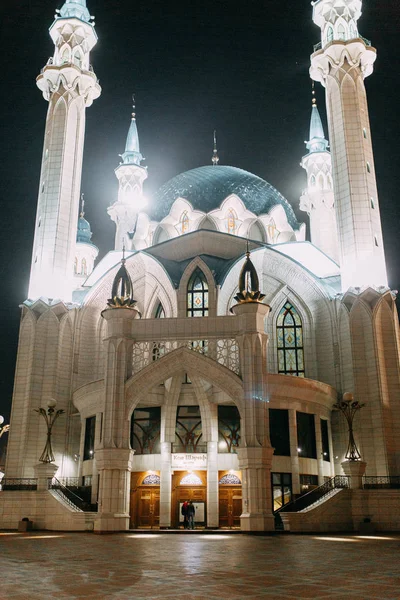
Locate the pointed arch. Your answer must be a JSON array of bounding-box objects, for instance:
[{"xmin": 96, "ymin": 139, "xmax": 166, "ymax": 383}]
[
  {"xmin": 179, "ymin": 210, "xmax": 190, "ymax": 234},
  {"xmin": 178, "ymin": 257, "xmax": 217, "ymax": 318},
  {"xmin": 125, "ymin": 347, "xmax": 244, "ymax": 420},
  {"xmin": 198, "ymin": 216, "xmax": 218, "ymax": 231},
  {"xmin": 249, "ymin": 220, "xmax": 266, "ymax": 242},
  {"xmin": 226, "ymin": 208, "xmax": 237, "ymax": 234}
]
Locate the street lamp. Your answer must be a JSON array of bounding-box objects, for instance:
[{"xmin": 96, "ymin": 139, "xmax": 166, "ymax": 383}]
[
  {"xmin": 34, "ymin": 399, "xmax": 65, "ymax": 463},
  {"xmin": 0, "ymin": 415, "xmax": 10, "ymax": 439},
  {"xmin": 333, "ymin": 392, "xmax": 365, "ymax": 461}
]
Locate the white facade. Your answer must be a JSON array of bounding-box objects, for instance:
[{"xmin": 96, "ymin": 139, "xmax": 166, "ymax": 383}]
[{"xmin": 1, "ymin": 0, "xmax": 400, "ymax": 533}]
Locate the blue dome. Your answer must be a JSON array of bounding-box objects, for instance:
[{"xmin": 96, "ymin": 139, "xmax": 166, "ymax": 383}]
[
  {"xmin": 151, "ymin": 165, "xmax": 300, "ymax": 229},
  {"xmin": 77, "ymin": 216, "xmax": 93, "ymax": 244}
]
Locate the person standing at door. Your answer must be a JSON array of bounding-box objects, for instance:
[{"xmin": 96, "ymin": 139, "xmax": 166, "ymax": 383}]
[
  {"xmin": 187, "ymin": 501, "xmax": 195, "ymax": 530},
  {"xmin": 181, "ymin": 500, "xmax": 189, "ymax": 529}
]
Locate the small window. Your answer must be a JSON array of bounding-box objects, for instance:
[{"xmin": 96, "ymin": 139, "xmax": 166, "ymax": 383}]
[
  {"xmin": 374, "ymin": 235, "xmax": 379, "ymax": 247},
  {"xmin": 367, "ymin": 162, "xmax": 371, "ymax": 173},
  {"xmin": 41, "ymin": 183, "xmax": 45, "ymax": 193},
  {"xmin": 370, "ymin": 198, "xmax": 375, "ymax": 209},
  {"xmin": 310, "ymin": 175, "xmax": 316, "ymax": 187},
  {"xmin": 227, "ymin": 209, "xmax": 237, "ymax": 235},
  {"xmin": 269, "ymin": 409, "xmax": 290, "ymax": 456},
  {"xmin": 180, "ymin": 211, "xmax": 189, "ymax": 234},
  {"xmin": 297, "ymin": 412, "xmax": 317, "ymax": 459},
  {"xmin": 321, "ymin": 419, "xmax": 330, "ymax": 462},
  {"xmin": 326, "ymin": 25, "xmax": 334, "ymax": 43},
  {"xmin": 300, "ymin": 474, "xmax": 319, "ymax": 494},
  {"xmin": 337, "ymin": 23, "xmax": 346, "ymax": 41},
  {"xmin": 277, "ymin": 301, "xmax": 305, "ymax": 377},
  {"xmin": 38, "ymin": 217, "xmax": 41, "ymax": 228},
  {"xmin": 45, "ymin": 149, "xmax": 49, "ymax": 160},
  {"xmin": 83, "ymin": 416, "xmax": 96, "ymax": 460},
  {"xmin": 318, "ymin": 174, "xmax": 324, "ymax": 189},
  {"xmin": 327, "ymin": 175, "xmax": 333, "ymax": 190},
  {"xmin": 74, "ymin": 257, "xmax": 78, "ymax": 274},
  {"xmin": 81, "ymin": 258, "xmax": 87, "ymax": 275},
  {"xmin": 155, "ymin": 302, "xmax": 165, "ymax": 318},
  {"xmin": 363, "ymin": 128, "xmax": 367, "ymax": 139}
]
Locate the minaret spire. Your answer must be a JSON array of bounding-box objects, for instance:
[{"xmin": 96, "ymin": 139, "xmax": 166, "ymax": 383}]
[
  {"xmin": 108, "ymin": 97, "xmax": 148, "ymax": 252},
  {"xmin": 311, "ymin": 0, "xmax": 387, "ymax": 290},
  {"xmin": 212, "ymin": 130, "xmax": 219, "ymax": 166},
  {"xmin": 80, "ymin": 192, "xmax": 85, "ymax": 218},
  {"xmin": 300, "ymin": 87, "xmax": 339, "ymax": 263},
  {"xmin": 28, "ymin": 0, "xmax": 101, "ymax": 301}
]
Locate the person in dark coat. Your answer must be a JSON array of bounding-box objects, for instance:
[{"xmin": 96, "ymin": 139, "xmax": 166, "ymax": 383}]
[
  {"xmin": 187, "ymin": 500, "xmax": 195, "ymax": 529},
  {"xmin": 181, "ymin": 500, "xmax": 189, "ymax": 529}
]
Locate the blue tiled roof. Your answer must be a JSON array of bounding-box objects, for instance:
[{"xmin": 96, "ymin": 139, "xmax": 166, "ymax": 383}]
[
  {"xmin": 150, "ymin": 166, "xmax": 300, "ymax": 229},
  {"xmin": 77, "ymin": 216, "xmax": 94, "ymax": 245}
]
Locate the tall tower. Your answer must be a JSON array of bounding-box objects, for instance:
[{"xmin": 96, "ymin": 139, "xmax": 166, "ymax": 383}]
[
  {"xmin": 310, "ymin": 0, "xmax": 387, "ymax": 291},
  {"xmin": 73, "ymin": 195, "xmax": 98, "ymax": 287},
  {"xmin": 108, "ymin": 101, "xmax": 148, "ymax": 251},
  {"xmin": 300, "ymin": 92, "xmax": 339, "ymax": 263},
  {"xmin": 28, "ymin": 0, "xmax": 101, "ymax": 302}
]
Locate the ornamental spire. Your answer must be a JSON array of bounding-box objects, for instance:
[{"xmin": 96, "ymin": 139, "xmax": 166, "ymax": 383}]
[
  {"xmin": 80, "ymin": 192, "xmax": 85, "ymax": 218},
  {"xmin": 212, "ymin": 130, "xmax": 219, "ymax": 166},
  {"xmin": 306, "ymin": 85, "xmax": 328, "ymax": 154},
  {"xmin": 233, "ymin": 241, "xmax": 266, "ymax": 305},
  {"xmin": 57, "ymin": 0, "xmax": 92, "ymax": 24},
  {"xmin": 121, "ymin": 95, "xmax": 143, "ymax": 166}
]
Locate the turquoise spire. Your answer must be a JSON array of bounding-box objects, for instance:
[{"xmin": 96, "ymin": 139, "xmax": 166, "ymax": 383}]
[
  {"xmin": 306, "ymin": 90, "xmax": 329, "ymax": 154},
  {"xmin": 57, "ymin": 0, "xmax": 91, "ymax": 24},
  {"xmin": 120, "ymin": 96, "xmax": 143, "ymax": 166},
  {"xmin": 76, "ymin": 194, "xmax": 95, "ymax": 245}
]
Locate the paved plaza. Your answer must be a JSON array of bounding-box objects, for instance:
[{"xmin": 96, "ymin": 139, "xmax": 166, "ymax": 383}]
[{"xmin": 0, "ymin": 531, "xmax": 399, "ymax": 599}]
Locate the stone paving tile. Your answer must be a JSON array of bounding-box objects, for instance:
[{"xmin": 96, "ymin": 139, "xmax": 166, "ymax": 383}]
[{"xmin": 1, "ymin": 532, "xmax": 400, "ymax": 599}]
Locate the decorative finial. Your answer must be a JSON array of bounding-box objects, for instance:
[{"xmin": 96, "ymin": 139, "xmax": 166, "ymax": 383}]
[
  {"xmin": 107, "ymin": 253, "xmax": 138, "ymax": 309},
  {"xmin": 122, "ymin": 239, "xmax": 126, "ymax": 263},
  {"xmin": 232, "ymin": 242, "xmax": 266, "ymax": 305},
  {"xmin": 212, "ymin": 130, "xmax": 219, "ymax": 166},
  {"xmin": 312, "ymin": 81, "xmax": 317, "ymax": 107},
  {"xmin": 132, "ymin": 94, "xmax": 136, "ymax": 121},
  {"xmin": 80, "ymin": 192, "xmax": 85, "ymax": 218}
]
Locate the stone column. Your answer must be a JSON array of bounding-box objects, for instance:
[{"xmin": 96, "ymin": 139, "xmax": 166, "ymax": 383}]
[
  {"xmin": 94, "ymin": 307, "xmax": 138, "ymax": 533},
  {"xmin": 289, "ymin": 409, "xmax": 300, "ymax": 495},
  {"xmin": 207, "ymin": 441, "xmax": 219, "ymax": 528},
  {"xmin": 94, "ymin": 448, "xmax": 135, "ymax": 532},
  {"xmin": 315, "ymin": 414, "xmax": 325, "ymax": 485},
  {"xmin": 231, "ymin": 302, "xmax": 275, "ymax": 531},
  {"xmin": 34, "ymin": 463, "xmax": 58, "ymax": 492},
  {"xmin": 159, "ymin": 442, "xmax": 172, "ymax": 528},
  {"xmin": 341, "ymin": 460, "xmax": 367, "ymax": 490}
]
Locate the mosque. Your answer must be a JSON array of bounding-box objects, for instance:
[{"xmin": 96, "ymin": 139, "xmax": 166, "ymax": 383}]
[{"xmin": 1, "ymin": 0, "xmax": 400, "ymax": 533}]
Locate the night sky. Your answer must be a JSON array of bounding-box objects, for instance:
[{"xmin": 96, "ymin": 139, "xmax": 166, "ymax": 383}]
[{"xmin": 0, "ymin": 1, "xmax": 399, "ymax": 426}]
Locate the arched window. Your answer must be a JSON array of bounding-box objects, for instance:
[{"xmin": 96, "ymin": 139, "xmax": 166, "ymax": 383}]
[
  {"xmin": 326, "ymin": 26, "xmax": 334, "ymax": 43},
  {"xmin": 227, "ymin": 209, "xmax": 237, "ymax": 234},
  {"xmin": 180, "ymin": 473, "xmax": 202, "ymax": 485},
  {"xmin": 61, "ymin": 48, "xmax": 69, "ymax": 64},
  {"xmin": 366, "ymin": 162, "xmax": 371, "ymax": 173},
  {"xmin": 187, "ymin": 268, "xmax": 209, "ymax": 317},
  {"xmin": 277, "ymin": 301, "xmax": 305, "ymax": 377},
  {"xmin": 337, "ymin": 23, "xmax": 346, "ymax": 40},
  {"xmin": 310, "ymin": 175, "xmax": 316, "ymax": 187},
  {"xmin": 142, "ymin": 474, "xmax": 160, "ymax": 485},
  {"xmin": 318, "ymin": 174, "xmax": 324, "ymax": 189},
  {"xmin": 74, "ymin": 257, "xmax": 78, "ymax": 274},
  {"xmin": 327, "ymin": 175, "xmax": 333, "ymax": 190},
  {"xmin": 81, "ymin": 258, "xmax": 87, "ymax": 276},
  {"xmin": 74, "ymin": 51, "xmax": 82, "ymax": 68},
  {"xmin": 180, "ymin": 211, "xmax": 189, "ymax": 234},
  {"xmin": 155, "ymin": 302, "xmax": 165, "ymax": 318},
  {"xmin": 349, "ymin": 22, "xmax": 357, "ymax": 39}
]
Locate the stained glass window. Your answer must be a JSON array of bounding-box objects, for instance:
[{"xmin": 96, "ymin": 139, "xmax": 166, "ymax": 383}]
[
  {"xmin": 180, "ymin": 211, "xmax": 189, "ymax": 234},
  {"xmin": 218, "ymin": 406, "xmax": 240, "ymax": 453},
  {"xmin": 180, "ymin": 473, "xmax": 203, "ymax": 485},
  {"xmin": 187, "ymin": 269, "xmax": 209, "ymax": 317},
  {"xmin": 142, "ymin": 474, "xmax": 161, "ymax": 485},
  {"xmin": 276, "ymin": 301, "xmax": 305, "ymax": 377},
  {"xmin": 227, "ymin": 209, "xmax": 237, "ymax": 234},
  {"xmin": 131, "ymin": 407, "xmax": 161, "ymax": 454},
  {"xmin": 174, "ymin": 406, "xmax": 203, "ymax": 452},
  {"xmin": 219, "ymin": 473, "xmax": 241, "ymax": 485}
]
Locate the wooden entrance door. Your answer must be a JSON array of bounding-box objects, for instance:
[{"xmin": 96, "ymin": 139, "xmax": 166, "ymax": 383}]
[
  {"xmin": 219, "ymin": 486, "xmax": 242, "ymax": 528},
  {"xmin": 137, "ymin": 488, "xmax": 160, "ymax": 528},
  {"xmin": 172, "ymin": 471, "xmax": 207, "ymax": 528}
]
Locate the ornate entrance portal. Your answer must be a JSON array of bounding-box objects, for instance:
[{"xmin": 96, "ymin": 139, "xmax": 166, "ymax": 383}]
[
  {"xmin": 172, "ymin": 471, "xmax": 207, "ymax": 528},
  {"xmin": 218, "ymin": 472, "xmax": 242, "ymax": 528},
  {"xmin": 130, "ymin": 473, "xmax": 160, "ymax": 529}
]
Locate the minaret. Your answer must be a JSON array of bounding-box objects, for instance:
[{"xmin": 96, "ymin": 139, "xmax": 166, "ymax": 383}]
[
  {"xmin": 108, "ymin": 98, "xmax": 148, "ymax": 251},
  {"xmin": 300, "ymin": 89, "xmax": 339, "ymax": 263},
  {"xmin": 28, "ymin": 0, "xmax": 100, "ymax": 301},
  {"xmin": 74, "ymin": 194, "xmax": 98, "ymax": 286},
  {"xmin": 310, "ymin": 0, "xmax": 387, "ymax": 291}
]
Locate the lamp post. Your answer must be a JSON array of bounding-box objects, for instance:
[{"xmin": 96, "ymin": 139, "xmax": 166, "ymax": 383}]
[
  {"xmin": 0, "ymin": 415, "xmax": 10, "ymax": 439},
  {"xmin": 333, "ymin": 392, "xmax": 365, "ymax": 461},
  {"xmin": 34, "ymin": 399, "xmax": 65, "ymax": 463}
]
